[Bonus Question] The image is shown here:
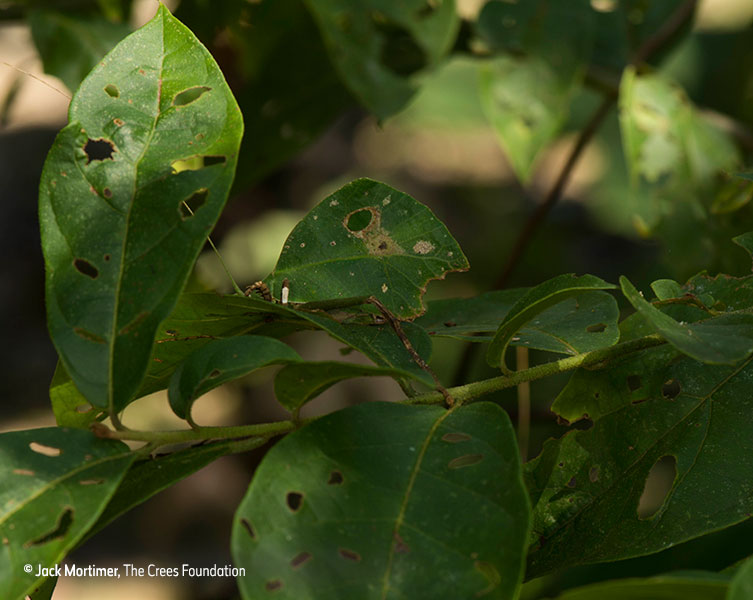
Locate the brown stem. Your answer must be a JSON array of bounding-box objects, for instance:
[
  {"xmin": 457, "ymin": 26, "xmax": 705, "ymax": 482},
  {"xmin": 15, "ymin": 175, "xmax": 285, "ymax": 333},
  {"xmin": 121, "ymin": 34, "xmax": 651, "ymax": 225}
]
[{"xmin": 493, "ymin": 0, "xmax": 698, "ymax": 289}]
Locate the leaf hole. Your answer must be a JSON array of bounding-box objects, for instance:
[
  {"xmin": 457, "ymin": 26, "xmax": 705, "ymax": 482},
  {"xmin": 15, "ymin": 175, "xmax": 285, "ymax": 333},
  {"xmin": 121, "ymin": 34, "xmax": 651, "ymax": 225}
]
[
  {"xmin": 441, "ymin": 432, "xmax": 472, "ymax": 443},
  {"xmin": 75, "ymin": 403, "xmax": 93, "ymax": 413},
  {"xmin": 662, "ymin": 379, "xmax": 681, "ymax": 399},
  {"xmin": 638, "ymin": 455, "xmax": 677, "ymax": 519},
  {"xmin": 179, "ymin": 189, "xmax": 209, "ymax": 219},
  {"xmin": 265, "ymin": 579, "xmax": 282, "ymax": 592},
  {"xmin": 345, "ymin": 207, "xmax": 373, "ymax": 232},
  {"xmin": 586, "ymin": 323, "xmax": 607, "ymax": 333},
  {"xmin": 627, "ymin": 375, "xmax": 642, "ymax": 391},
  {"xmin": 566, "ymin": 477, "xmax": 577, "ymax": 488},
  {"xmin": 171, "ymin": 155, "xmax": 226, "ymax": 172},
  {"xmin": 589, "ymin": 466, "xmax": 600, "ymax": 482},
  {"xmin": 240, "ymin": 518, "xmax": 256, "ymax": 539},
  {"xmin": 29, "ymin": 442, "xmax": 61, "ymax": 457},
  {"xmin": 74, "ymin": 258, "xmax": 99, "ymax": 279},
  {"xmin": 113, "ymin": 118, "xmax": 124, "ymax": 127},
  {"xmin": 448, "ymin": 454, "xmax": 484, "ymax": 469},
  {"xmin": 290, "ymin": 551, "xmax": 312, "ymax": 569},
  {"xmin": 103, "ymin": 254, "xmax": 111, "ymax": 262},
  {"xmin": 104, "ymin": 84, "xmax": 119, "ymax": 98},
  {"xmin": 286, "ymin": 492, "xmax": 303, "ymax": 512},
  {"xmin": 103, "ymin": 187, "xmax": 112, "ymax": 198},
  {"xmin": 13, "ymin": 469, "xmax": 35, "ymax": 476},
  {"xmin": 327, "ymin": 470, "xmax": 344, "ymax": 485},
  {"xmin": 338, "ymin": 548, "xmax": 361, "ymax": 562},
  {"xmin": 25, "ymin": 507, "xmax": 73, "ymax": 547},
  {"xmin": 83, "ymin": 137, "xmax": 115, "ymax": 163},
  {"xmin": 209, "ymin": 369, "xmax": 221, "ymax": 378},
  {"xmin": 173, "ymin": 86, "xmax": 211, "ymax": 106},
  {"xmin": 79, "ymin": 479, "xmax": 104, "ymax": 485}
]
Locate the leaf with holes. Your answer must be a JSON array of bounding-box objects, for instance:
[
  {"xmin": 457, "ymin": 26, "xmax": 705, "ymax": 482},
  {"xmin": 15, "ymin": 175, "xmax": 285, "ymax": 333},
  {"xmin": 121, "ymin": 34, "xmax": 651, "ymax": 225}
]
[
  {"xmin": 0, "ymin": 428, "xmax": 134, "ymax": 600},
  {"xmin": 232, "ymin": 401, "xmax": 530, "ymax": 599},
  {"xmin": 29, "ymin": 9, "xmax": 132, "ymax": 93},
  {"xmin": 49, "ymin": 362, "xmax": 105, "ymax": 429},
  {"xmin": 553, "ymin": 573, "xmax": 729, "ymax": 600},
  {"xmin": 620, "ymin": 276, "xmax": 753, "ymax": 364},
  {"xmin": 302, "ymin": 0, "xmax": 458, "ymax": 118},
  {"xmin": 525, "ymin": 349, "xmax": 753, "ymax": 577},
  {"xmin": 476, "ymin": 0, "xmax": 593, "ymax": 182},
  {"xmin": 38, "ymin": 5, "xmax": 243, "ymax": 415},
  {"xmin": 168, "ymin": 336, "xmax": 301, "ymax": 422},
  {"xmin": 263, "ymin": 178, "xmax": 468, "ymax": 320},
  {"xmin": 274, "ymin": 361, "xmax": 420, "ymax": 413},
  {"xmin": 486, "ymin": 274, "xmax": 616, "ymax": 371},
  {"xmin": 416, "ymin": 290, "xmax": 619, "ymax": 354}
]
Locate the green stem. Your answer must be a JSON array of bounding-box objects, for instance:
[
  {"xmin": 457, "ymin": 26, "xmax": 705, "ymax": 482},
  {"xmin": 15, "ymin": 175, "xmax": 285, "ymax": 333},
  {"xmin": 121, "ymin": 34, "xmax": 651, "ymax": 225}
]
[{"xmin": 406, "ymin": 334, "xmax": 667, "ymax": 406}]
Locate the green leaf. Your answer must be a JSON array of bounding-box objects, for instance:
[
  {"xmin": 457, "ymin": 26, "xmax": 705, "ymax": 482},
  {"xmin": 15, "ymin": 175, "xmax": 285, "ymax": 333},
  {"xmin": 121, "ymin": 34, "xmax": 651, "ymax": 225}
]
[
  {"xmin": 302, "ymin": 0, "xmax": 459, "ymax": 118},
  {"xmin": 232, "ymin": 401, "xmax": 530, "ymax": 599},
  {"xmin": 417, "ymin": 290, "xmax": 619, "ymax": 354},
  {"xmin": 168, "ymin": 336, "xmax": 301, "ymax": 421},
  {"xmin": 620, "ymin": 276, "xmax": 753, "ymax": 364},
  {"xmin": 28, "ymin": 576, "xmax": 57, "ymax": 600},
  {"xmin": 477, "ymin": 0, "xmax": 594, "ymax": 182},
  {"xmin": 50, "ymin": 361, "xmax": 105, "ymax": 429},
  {"xmin": 274, "ymin": 361, "xmax": 420, "ymax": 413},
  {"xmin": 264, "ymin": 178, "xmax": 469, "ymax": 320},
  {"xmin": 29, "ymin": 9, "xmax": 131, "ymax": 93},
  {"xmin": 0, "ymin": 428, "xmax": 134, "ymax": 599},
  {"xmin": 39, "ymin": 5, "xmax": 243, "ymax": 414},
  {"xmin": 554, "ymin": 573, "xmax": 729, "ymax": 600},
  {"xmin": 486, "ymin": 274, "xmax": 616, "ymax": 371},
  {"xmin": 729, "ymin": 556, "xmax": 753, "ymax": 600},
  {"xmin": 526, "ymin": 351, "xmax": 753, "ymax": 576}
]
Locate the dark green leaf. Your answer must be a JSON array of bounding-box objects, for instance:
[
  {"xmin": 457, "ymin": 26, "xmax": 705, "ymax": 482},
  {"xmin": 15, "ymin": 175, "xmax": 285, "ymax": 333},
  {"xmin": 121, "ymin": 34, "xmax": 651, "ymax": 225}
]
[
  {"xmin": 29, "ymin": 9, "xmax": 131, "ymax": 93},
  {"xmin": 264, "ymin": 178, "xmax": 469, "ymax": 320},
  {"xmin": 0, "ymin": 428, "xmax": 134, "ymax": 599},
  {"xmin": 28, "ymin": 575, "xmax": 57, "ymax": 600},
  {"xmin": 554, "ymin": 573, "xmax": 729, "ymax": 600},
  {"xmin": 526, "ymin": 351, "xmax": 753, "ymax": 576},
  {"xmin": 274, "ymin": 361, "xmax": 419, "ymax": 413},
  {"xmin": 486, "ymin": 274, "xmax": 616, "ymax": 371},
  {"xmin": 729, "ymin": 556, "xmax": 753, "ymax": 600},
  {"xmin": 168, "ymin": 336, "xmax": 301, "ymax": 421},
  {"xmin": 232, "ymin": 401, "xmax": 530, "ymax": 599},
  {"xmin": 477, "ymin": 0, "xmax": 594, "ymax": 182},
  {"xmin": 417, "ymin": 290, "xmax": 619, "ymax": 354},
  {"xmin": 39, "ymin": 5, "xmax": 243, "ymax": 414},
  {"xmin": 303, "ymin": 0, "xmax": 459, "ymax": 118},
  {"xmin": 620, "ymin": 276, "xmax": 753, "ymax": 364}
]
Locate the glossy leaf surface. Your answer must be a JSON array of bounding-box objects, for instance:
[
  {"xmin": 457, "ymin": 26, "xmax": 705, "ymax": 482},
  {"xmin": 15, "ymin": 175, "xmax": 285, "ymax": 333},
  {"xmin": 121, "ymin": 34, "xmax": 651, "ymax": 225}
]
[
  {"xmin": 39, "ymin": 5, "xmax": 243, "ymax": 414},
  {"xmin": 486, "ymin": 274, "xmax": 616, "ymax": 370},
  {"xmin": 417, "ymin": 290, "xmax": 619, "ymax": 354},
  {"xmin": 554, "ymin": 573, "xmax": 728, "ymax": 600},
  {"xmin": 232, "ymin": 402, "xmax": 530, "ymax": 599},
  {"xmin": 168, "ymin": 335, "xmax": 301, "ymax": 421},
  {"xmin": 264, "ymin": 178, "xmax": 468, "ymax": 320},
  {"xmin": 0, "ymin": 428, "xmax": 133, "ymax": 599}
]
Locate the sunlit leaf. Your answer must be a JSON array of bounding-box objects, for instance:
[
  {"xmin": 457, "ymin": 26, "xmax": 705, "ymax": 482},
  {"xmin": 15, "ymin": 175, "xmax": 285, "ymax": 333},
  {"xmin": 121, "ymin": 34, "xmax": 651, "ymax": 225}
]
[
  {"xmin": 232, "ymin": 401, "xmax": 530, "ymax": 599},
  {"xmin": 39, "ymin": 5, "xmax": 243, "ymax": 414}
]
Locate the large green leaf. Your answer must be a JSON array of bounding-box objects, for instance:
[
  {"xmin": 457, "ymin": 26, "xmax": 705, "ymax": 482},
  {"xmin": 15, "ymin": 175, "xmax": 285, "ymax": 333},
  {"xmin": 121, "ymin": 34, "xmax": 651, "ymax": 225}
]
[
  {"xmin": 477, "ymin": 0, "xmax": 594, "ymax": 182},
  {"xmin": 274, "ymin": 361, "xmax": 420, "ymax": 413},
  {"xmin": 0, "ymin": 428, "xmax": 134, "ymax": 600},
  {"xmin": 264, "ymin": 178, "xmax": 469, "ymax": 320},
  {"xmin": 168, "ymin": 335, "xmax": 301, "ymax": 421},
  {"xmin": 486, "ymin": 274, "xmax": 616, "ymax": 371},
  {"xmin": 620, "ymin": 276, "xmax": 753, "ymax": 364},
  {"xmin": 416, "ymin": 290, "xmax": 619, "ymax": 354},
  {"xmin": 29, "ymin": 9, "xmax": 131, "ymax": 93},
  {"xmin": 302, "ymin": 0, "xmax": 459, "ymax": 118},
  {"xmin": 39, "ymin": 5, "xmax": 243, "ymax": 415},
  {"xmin": 554, "ymin": 573, "xmax": 729, "ymax": 600},
  {"xmin": 232, "ymin": 401, "xmax": 530, "ymax": 599},
  {"xmin": 526, "ymin": 350, "xmax": 753, "ymax": 577}
]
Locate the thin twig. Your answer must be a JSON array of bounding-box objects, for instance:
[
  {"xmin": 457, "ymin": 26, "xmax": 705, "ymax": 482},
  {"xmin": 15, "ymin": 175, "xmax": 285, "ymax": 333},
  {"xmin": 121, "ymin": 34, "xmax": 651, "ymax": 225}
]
[
  {"xmin": 494, "ymin": 0, "xmax": 698, "ymax": 289},
  {"xmin": 516, "ymin": 346, "xmax": 530, "ymax": 461},
  {"xmin": 366, "ymin": 297, "xmax": 455, "ymax": 407}
]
